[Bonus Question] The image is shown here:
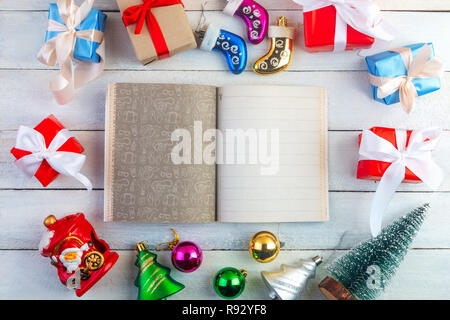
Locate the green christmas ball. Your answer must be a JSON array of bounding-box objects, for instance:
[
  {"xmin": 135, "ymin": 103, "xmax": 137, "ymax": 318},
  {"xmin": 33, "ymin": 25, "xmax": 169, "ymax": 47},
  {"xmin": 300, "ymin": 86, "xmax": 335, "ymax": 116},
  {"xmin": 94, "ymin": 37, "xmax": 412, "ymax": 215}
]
[{"xmin": 213, "ymin": 267, "xmax": 247, "ymax": 299}]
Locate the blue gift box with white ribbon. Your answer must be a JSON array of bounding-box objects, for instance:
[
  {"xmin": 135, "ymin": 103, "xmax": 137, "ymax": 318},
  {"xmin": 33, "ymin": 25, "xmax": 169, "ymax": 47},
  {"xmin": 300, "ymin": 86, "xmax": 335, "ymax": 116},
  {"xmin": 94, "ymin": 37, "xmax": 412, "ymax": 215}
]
[
  {"xmin": 365, "ymin": 43, "xmax": 441, "ymax": 105},
  {"xmin": 44, "ymin": 3, "xmax": 107, "ymax": 63}
]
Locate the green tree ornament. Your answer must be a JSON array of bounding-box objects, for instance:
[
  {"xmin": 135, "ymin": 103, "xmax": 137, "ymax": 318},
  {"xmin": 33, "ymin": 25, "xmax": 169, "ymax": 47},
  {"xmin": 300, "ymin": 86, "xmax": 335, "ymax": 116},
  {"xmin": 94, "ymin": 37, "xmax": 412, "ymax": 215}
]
[
  {"xmin": 319, "ymin": 204, "xmax": 429, "ymax": 300},
  {"xmin": 135, "ymin": 241, "xmax": 185, "ymax": 300}
]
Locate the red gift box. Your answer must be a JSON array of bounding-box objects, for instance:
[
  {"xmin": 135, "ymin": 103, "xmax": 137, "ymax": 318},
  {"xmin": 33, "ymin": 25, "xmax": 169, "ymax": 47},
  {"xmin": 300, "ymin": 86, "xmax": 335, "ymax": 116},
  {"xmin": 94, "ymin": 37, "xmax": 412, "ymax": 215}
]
[
  {"xmin": 10, "ymin": 115, "xmax": 84, "ymax": 187},
  {"xmin": 357, "ymin": 127, "xmax": 424, "ymax": 184},
  {"xmin": 303, "ymin": 5, "xmax": 374, "ymax": 53}
]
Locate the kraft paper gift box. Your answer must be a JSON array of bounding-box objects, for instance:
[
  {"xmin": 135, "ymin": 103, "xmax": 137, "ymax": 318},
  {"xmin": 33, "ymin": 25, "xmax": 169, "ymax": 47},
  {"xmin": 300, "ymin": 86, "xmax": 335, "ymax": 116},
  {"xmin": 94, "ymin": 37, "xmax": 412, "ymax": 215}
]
[
  {"xmin": 44, "ymin": 3, "xmax": 107, "ymax": 63},
  {"xmin": 116, "ymin": 0, "xmax": 197, "ymax": 65},
  {"xmin": 365, "ymin": 43, "xmax": 441, "ymax": 106}
]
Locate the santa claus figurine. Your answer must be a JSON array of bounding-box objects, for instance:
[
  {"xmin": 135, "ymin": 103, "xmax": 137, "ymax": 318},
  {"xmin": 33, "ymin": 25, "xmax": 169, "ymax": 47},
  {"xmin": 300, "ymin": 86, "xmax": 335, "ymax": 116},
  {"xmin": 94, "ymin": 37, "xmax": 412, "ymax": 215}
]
[{"xmin": 39, "ymin": 213, "xmax": 119, "ymax": 297}]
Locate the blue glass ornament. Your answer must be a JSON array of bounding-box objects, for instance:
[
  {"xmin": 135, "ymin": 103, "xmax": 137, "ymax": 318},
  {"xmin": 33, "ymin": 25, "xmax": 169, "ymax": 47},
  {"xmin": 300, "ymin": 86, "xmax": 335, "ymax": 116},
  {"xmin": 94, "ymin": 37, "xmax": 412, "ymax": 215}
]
[{"xmin": 198, "ymin": 25, "xmax": 247, "ymax": 74}]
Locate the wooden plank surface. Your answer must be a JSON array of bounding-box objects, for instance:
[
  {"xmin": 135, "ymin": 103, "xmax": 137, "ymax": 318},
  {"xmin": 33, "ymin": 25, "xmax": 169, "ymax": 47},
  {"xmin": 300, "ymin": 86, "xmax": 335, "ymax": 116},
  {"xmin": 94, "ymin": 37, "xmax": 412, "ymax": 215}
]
[
  {"xmin": 0, "ymin": 190, "xmax": 448, "ymax": 250},
  {"xmin": 1, "ymin": 0, "xmax": 449, "ymax": 11},
  {"xmin": 2, "ymin": 131, "xmax": 449, "ymax": 191},
  {"xmin": 1, "ymin": 0, "xmax": 449, "ymax": 300},
  {"xmin": 1, "ymin": 11, "xmax": 450, "ymax": 72},
  {"xmin": 0, "ymin": 70, "xmax": 449, "ymax": 131},
  {"xmin": 1, "ymin": 250, "xmax": 449, "ymax": 300}
]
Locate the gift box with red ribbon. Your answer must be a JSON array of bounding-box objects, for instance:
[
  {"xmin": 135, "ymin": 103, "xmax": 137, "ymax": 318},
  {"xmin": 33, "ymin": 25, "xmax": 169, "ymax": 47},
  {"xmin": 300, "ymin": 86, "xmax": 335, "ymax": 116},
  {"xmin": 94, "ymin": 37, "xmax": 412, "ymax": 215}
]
[
  {"xmin": 10, "ymin": 115, "xmax": 85, "ymax": 187},
  {"xmin": 357, "ymin": 127, "xmax": 426, "ymax": 183},
  {"xmin": 116, "ymin": 0, "xmax": 197, "ymax": 65}
]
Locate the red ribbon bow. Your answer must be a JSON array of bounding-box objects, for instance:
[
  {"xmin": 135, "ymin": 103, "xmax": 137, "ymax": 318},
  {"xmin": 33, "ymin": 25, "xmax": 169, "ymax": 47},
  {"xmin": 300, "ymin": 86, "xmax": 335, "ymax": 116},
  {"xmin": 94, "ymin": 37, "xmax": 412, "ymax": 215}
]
[{"xmin": 122, "ymin": 0, "xmax": 183, "ymax": 59}]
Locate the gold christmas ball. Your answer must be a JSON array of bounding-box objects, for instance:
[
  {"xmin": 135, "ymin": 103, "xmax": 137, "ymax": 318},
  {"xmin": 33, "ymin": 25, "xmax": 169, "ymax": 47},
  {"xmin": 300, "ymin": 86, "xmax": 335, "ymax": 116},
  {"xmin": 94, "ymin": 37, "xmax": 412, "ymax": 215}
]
[
  {"xmin": 43, "ymin": 215, "xmax": 57, "ymax": 227},
  {"xmin": 249, "ymin": 231, "xmax": 280, "ymax": 263}
]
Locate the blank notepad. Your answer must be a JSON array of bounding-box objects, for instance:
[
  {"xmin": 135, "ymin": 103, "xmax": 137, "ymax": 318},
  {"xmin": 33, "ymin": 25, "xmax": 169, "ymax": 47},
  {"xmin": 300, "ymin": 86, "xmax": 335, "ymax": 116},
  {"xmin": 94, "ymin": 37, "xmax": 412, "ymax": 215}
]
[{"xmin": 217, "ymin": 86, "xmax": 328, "ymax": 222}]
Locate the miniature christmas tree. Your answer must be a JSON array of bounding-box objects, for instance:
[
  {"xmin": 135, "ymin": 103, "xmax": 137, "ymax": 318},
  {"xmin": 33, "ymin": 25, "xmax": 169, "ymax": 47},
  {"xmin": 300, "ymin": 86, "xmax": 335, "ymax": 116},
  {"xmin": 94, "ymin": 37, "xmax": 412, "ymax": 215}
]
[
  {"xmin": 135, "ymin": 241, "xmax": 185, "ymax": 300},
  {"xmin": 319, "ymin": 204, "xmax": 429, "ymax": 300}
]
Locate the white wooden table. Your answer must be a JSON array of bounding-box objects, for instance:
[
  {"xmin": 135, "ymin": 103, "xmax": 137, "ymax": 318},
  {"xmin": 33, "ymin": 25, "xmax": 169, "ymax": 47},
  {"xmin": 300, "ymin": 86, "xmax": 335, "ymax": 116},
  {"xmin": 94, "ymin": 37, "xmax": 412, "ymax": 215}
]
[{"xmin": 1, "ymin": 0, "xmax": 449, "ymax": 300}]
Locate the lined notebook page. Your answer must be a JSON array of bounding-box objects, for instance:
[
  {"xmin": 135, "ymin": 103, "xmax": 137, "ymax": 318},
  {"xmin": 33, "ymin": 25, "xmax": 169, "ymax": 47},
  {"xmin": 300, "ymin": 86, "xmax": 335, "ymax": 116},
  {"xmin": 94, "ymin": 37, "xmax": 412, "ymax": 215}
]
[{"xmin": 217, "ymin": 86, "xmax": 328, "ymax": 222}]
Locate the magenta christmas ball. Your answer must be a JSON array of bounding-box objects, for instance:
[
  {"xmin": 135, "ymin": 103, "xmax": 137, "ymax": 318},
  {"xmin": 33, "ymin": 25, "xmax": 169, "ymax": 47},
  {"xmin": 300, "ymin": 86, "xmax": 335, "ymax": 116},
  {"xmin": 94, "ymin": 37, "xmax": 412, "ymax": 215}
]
[{"xmin": 171, "ymin": 241, "xmax": 203, "ymax": 272}]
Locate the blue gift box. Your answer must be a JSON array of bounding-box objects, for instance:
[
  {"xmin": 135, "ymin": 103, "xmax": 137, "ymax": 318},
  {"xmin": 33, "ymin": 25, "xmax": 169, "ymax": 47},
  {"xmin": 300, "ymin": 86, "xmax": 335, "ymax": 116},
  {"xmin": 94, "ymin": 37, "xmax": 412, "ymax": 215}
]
[
  {"xmin": 365, "ymin": 43, "xmax": 441, "ymax": 105},
  {"xmin": 44, "ymin": 3, "xmax": 107, "ymax": 63}
]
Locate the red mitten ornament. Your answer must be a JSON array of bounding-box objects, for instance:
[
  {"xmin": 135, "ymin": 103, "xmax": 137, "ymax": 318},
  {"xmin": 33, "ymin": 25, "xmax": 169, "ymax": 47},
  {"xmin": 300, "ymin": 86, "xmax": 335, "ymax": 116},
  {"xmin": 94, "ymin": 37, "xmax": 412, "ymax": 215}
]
[
  {"xmin": 10, "ymin": 115, "xmax": 92, "ymax": 189},
  {"xmin": 39, "ymin": 213, "xmax": 119, "ymax": 297}
]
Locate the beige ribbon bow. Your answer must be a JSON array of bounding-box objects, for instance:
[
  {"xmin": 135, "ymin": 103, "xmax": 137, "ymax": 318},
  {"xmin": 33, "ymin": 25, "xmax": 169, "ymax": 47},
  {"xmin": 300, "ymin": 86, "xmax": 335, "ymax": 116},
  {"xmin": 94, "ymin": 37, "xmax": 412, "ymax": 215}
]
[
  {"xmin": 369, "ymin": 44, "xmax": 443, "ymax": 114},
  {"xmin": 37, "ymin": 0, "xmax": 105, "ymax": 105}
]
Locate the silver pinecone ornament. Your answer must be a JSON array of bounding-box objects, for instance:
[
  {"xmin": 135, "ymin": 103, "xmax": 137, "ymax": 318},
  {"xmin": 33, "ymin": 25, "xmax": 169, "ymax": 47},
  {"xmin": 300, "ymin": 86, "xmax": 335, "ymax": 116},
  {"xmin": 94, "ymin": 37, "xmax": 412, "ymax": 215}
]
[{"xmin": 261, "ymin": 256, "xmax": 322, "ymax": 300}]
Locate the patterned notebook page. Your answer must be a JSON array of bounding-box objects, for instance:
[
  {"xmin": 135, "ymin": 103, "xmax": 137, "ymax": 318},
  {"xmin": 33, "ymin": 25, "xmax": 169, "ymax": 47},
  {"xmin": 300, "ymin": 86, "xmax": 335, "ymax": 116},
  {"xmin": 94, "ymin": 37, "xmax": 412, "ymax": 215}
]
[{"xmin": 104, "ymin": 83, "xmax": 217, "ymax": 222}]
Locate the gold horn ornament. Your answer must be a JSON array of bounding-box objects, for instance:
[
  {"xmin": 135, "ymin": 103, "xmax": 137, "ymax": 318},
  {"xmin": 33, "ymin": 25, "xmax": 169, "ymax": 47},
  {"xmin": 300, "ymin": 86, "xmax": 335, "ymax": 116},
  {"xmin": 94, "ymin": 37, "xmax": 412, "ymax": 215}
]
[{"xmin": 253, "ymin": 16, "xmax": 295, "ymax": 75}]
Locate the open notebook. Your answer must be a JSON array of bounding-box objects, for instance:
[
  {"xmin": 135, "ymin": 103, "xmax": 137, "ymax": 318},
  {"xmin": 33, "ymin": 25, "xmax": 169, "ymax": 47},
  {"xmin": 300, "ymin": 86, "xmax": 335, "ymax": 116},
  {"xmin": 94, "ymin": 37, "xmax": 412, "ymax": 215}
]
[{"xmin": 104, "ymin": 83, "xmax": 328, "ymax": 223}]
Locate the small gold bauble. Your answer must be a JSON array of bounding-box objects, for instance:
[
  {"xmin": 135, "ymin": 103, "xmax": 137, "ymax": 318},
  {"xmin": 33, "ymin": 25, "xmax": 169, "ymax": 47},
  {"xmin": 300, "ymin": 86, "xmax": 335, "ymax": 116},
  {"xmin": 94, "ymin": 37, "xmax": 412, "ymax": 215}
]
[
  {"xmin": 249, "ymin": 231, "xmax": 280, "ymax": 263},
  {"xmin": 43, "ymin": 215, "xmax": 57, "ymax": 227}
]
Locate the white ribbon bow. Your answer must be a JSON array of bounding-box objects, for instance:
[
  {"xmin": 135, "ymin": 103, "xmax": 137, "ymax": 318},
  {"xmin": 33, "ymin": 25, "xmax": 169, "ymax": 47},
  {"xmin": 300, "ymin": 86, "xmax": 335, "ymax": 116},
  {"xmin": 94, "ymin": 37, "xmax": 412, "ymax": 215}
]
[
  {"xmin": 13, "ymin": 126, "xmax": 92, "ymax": 190},
  {"xmin": 37, "ymin": 0, "xmax": 105, "ymax": 105},
  {"xmin": 369, "ymin": 44, "xmax": 444, "ymax": 114},
  {"xmin": 293, "ymin": 0, "xmax": 395, "ymax": 52},
  {"xmin": 359, "ymin": 128, "xmax": 444, "ymax": 237}
]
